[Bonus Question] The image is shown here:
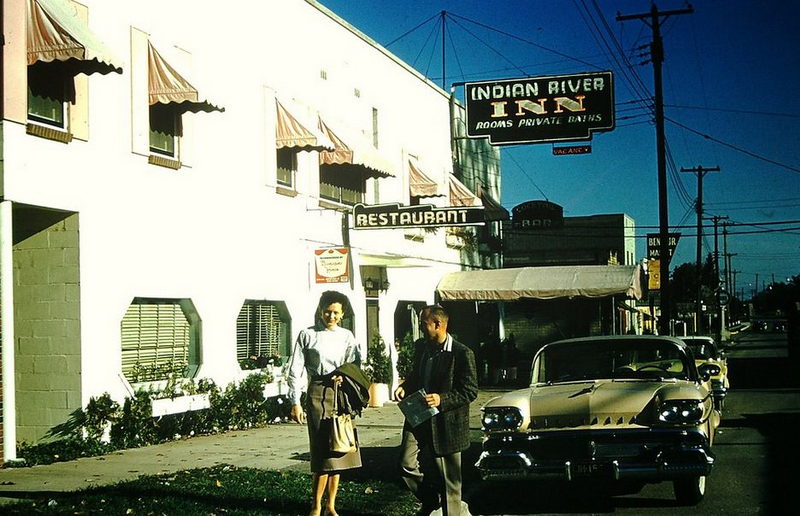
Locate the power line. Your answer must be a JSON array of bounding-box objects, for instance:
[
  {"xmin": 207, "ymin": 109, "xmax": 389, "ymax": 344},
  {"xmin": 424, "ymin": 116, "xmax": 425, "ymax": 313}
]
[{"xmin": 665, "ymin": 116, "xmax": 800, "ymax": 174}]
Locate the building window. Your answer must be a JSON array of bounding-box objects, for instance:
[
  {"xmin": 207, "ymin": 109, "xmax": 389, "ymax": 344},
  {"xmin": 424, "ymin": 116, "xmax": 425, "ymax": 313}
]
[
  {"xmin": 149, "ymin": 104, "xmax": 180, "ymax": 157},
  {"xmin": 320, "ymin": 69, "xmax": 328, "ymax": 80},
  {"xmin": 121, "ymin": 298, "xmax": 200, "ymax": 383},
  {"xmin": 320, "ymin": 166, "xmax": 365, "ymax": 206},
  {"xmin": 27, "ymin": 64, "xmax": 70, "ymax": 130},
  {"xmin": 236, "ymin": 300, "xmax": 291, "ymax": 369},
  {"xmin": 276, "ymin": 148, "xmax": 297, "ymax": 188}
]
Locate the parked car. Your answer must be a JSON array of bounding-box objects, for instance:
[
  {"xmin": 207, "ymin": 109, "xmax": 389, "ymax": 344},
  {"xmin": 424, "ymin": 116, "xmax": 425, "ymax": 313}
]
[
  {"xmin": 476, "ymin": 335, "xmax": 720, "ymax": 505},
  {"xmin": 680, "ymin": 336, "xmax": 730, "ymax": 410}
]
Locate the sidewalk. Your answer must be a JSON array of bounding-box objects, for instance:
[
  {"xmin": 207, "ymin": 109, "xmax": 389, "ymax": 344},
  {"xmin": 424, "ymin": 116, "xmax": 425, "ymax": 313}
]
[{"xmin": 0, "ymin": 390, "xmax": 503, "ymax": 506}]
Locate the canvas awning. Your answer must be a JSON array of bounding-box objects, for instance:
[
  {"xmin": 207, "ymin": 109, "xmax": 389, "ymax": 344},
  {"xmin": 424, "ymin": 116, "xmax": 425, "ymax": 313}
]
[
  {"xmin": 437, "ymin": 264, "xmax": 643, "ymax": 301},
  {"xmin": 148, "ymin": 42, "xmax": 223, "ymax": 114},
  {"xmin": 478, "ymin": 185, "xmax": 510, "ymax": 221},
  {"xmin": 318, "ymin": 116, "xmax": 396, "ymax": 178},
  {"xmin": 449, "ymin": 175, "xmax": 482, "ymax": 207},
  {"xmin": 408, "ymin": 159, "xmax": 443, "ymax": 198},
  {"xmin": 275, "ymin": 99, "xmax": 334, "ymax": 151},
  {"xmin": 27, "ymin": 0, "xmax": 123, "ymax": 74}
]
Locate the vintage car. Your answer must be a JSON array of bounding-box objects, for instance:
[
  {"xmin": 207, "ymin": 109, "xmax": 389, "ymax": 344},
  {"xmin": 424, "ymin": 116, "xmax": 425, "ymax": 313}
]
[
  {"xmin": 679, "ymin": 336, "xmax": 730, "ymax": 410},
  {"xmin": 476, "ymin": 335, "xmax": 720, "ymax": 505}
]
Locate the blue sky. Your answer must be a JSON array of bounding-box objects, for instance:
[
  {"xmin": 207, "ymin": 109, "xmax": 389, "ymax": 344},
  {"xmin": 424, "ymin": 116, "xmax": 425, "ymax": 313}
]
[{"xmin": 319, "ymin": 0, "xmax": 800, "ymax": 293}]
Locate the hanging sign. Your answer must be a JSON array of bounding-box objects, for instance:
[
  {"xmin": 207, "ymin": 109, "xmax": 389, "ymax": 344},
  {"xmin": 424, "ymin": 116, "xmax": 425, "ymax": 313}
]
[
  {"xmin": 647, "ymin": 232, "xmax": 681, "ymax": 259},
  {"xmin": 315, "ymin": 247, "xmax": 350, "ymax": 283},
  {"xmin": 465, "ymin": 71, "xmax": 615, "ymax": 145},
  {"xmin": 553, "ymin": 144, "xmax": 592, "ymax": 155},
  {"xmin": 353, "ymin": 203, "xmax": 484, "ymax": 230}
]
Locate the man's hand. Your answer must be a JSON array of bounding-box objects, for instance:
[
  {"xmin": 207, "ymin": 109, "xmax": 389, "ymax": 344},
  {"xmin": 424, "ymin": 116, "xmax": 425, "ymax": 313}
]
[
  {"xmin": 424, "ymin": 392, "xmax": 441, "ymax": 408},
  {"xmin": 394, "ymin": 385, "xmax": 405, "ymax": 401},
  {"xmin": 290, "ymin": 404, "xmax": 306, "ymax": 424}
]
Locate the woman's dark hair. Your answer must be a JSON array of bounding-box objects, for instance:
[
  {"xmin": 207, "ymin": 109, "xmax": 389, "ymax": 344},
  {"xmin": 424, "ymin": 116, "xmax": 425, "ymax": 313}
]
[{"xmin": 316, "ymin": 290, "xmax": 351, "ymax": 317}]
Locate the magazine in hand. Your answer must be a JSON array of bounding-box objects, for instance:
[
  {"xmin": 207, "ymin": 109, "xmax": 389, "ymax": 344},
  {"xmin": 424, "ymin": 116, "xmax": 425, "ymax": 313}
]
[{"xmin": 398, "ymin": 388, "xmax": 439, "ymax": 427}]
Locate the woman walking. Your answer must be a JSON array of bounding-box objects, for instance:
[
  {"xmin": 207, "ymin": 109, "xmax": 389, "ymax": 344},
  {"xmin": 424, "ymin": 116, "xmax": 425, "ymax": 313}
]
[{"xmin": 287, "ymin": 290, "xmax": 362, "ymax": 516}]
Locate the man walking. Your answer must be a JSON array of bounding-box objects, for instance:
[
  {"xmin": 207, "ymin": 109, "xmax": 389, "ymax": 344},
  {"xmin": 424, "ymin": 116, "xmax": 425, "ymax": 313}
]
[{"xmin": 395, "ymin": 305, "xmax": 478, "ymax": 516}]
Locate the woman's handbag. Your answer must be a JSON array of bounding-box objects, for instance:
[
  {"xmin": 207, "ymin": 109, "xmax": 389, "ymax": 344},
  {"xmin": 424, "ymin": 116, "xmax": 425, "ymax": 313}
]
[{"xmin": 330, "ymin": 383, "xmax": 357, "ymax": 454}]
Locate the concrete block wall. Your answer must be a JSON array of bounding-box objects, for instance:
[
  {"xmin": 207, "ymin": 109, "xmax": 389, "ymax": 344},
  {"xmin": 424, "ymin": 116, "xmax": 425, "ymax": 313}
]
[{"xmin": 13, "ymin": 214, "xmax": 81, "ymax": 442}]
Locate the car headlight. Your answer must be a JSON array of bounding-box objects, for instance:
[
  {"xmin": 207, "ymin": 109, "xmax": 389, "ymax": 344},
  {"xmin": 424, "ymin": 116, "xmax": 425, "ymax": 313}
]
[
  {"xmin": 482, "ymin": 407, "xmax": 523, "ymax": 431},
  {"xmin": 657, "ymin": 400, "xmax": 704, "ymax": 425}
]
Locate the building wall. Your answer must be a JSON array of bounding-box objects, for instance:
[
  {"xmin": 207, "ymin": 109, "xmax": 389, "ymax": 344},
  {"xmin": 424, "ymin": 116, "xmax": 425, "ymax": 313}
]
[
  {"xmin": 12, "ymin": 214, "xmax": 81, "ymax": 441},
  {"xmin": 1, "ymin": 0, "xmax": 493, "ymax": 443}
]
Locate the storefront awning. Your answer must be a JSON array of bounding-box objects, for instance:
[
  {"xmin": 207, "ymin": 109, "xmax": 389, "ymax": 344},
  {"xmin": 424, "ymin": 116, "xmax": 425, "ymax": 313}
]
[
  {"xmin": 275, "ymin": 99, "xmax": 334, "ymax": 151},
  {"xmin": 27, "ymin": 0, "xmax": 123, "ymax": 74},
  {"xmin": 478, "ymin": 185, "xmax": 509, "ymax": 221},
  {"xmin": 449, "ymin": 175, "xmax": 482, "ymax": 207},
  {"xmin": 318, "ymin": 116, "xmax": 396, "ymax": 178},
  {"xmin": 437, "ymin": 264, "xmax": 643, "ymax": 301},
  {"xmin": 409, "ymin": 159, "xmax": 443, "ymax": 198},
  {"xmin": 148, "ymin": 42, "xmax": 223, "ymax": 114},
  {"xmin": 360, "ymin": 253, "xmax": 433, "ymax": 268}
]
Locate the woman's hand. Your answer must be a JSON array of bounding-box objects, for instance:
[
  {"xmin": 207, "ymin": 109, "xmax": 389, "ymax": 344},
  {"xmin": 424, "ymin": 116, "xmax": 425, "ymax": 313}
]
[
  {"xmin": 331, "ymin": 375, "xmax": 343, "ymax": 386},
  {"xmin": 394, "ymin": 385, "xmax": 405, "ymax": 400},
  {"xmin": 290, "ymin": 404, "xmax": 306, "ymax": 424}
]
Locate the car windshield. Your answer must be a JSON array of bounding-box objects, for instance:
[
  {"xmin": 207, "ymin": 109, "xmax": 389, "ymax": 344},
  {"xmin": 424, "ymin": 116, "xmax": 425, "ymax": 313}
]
[
  {"xmin": 681, "ymin": 338, "xmax": 718, "ymax": 359},
  {"xmin": 533, "ymin": 339, "xmax": 691, "ymax": 383}
]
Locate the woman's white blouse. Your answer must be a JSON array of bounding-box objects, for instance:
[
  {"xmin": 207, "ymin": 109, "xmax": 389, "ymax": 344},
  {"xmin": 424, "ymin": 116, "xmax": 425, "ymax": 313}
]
[{"xmin": 287, "ymin": 324, "xmax": 361, "ymax": 405}]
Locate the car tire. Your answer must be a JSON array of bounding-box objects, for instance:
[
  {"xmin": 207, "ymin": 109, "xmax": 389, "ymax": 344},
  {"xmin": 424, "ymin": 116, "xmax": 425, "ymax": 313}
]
[{"xmin": 674, "ymin": 475, "xmax": 706, "ymax": 505}]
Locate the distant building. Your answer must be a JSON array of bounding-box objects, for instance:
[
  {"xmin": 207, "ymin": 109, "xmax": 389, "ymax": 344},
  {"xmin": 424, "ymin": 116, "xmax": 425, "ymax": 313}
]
[
  {"xmin": 494, "ymin": 202, "xmax": 641, "ymax": 364},
  {"xmin": 503, "ymin": 201, "xmax": 636, "ymax": 267}
]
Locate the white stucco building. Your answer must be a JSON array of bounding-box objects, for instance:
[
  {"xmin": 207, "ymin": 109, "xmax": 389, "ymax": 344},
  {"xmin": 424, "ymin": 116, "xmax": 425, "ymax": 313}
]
[{"xmin": 0, "ymin": 0, "xmax": 503, "ymax": 458}]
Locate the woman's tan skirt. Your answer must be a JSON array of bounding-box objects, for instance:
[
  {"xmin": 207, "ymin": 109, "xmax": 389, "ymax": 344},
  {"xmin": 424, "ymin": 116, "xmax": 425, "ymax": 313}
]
[{"xmin": 304, "ymin": 380, "xmax": 362, "ymax": 473}]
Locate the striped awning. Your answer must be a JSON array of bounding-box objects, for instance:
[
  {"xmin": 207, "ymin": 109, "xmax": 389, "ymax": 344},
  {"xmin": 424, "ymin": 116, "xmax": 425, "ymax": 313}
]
[
  {"xmin": 408, "ymin": 159, "xmax": 443, "ymax": 198},
  {"xmin": 318, "ymin": 116, "xmax": 396, "ymax": 178},
  {"xmin": 478, "ymin": 185, "xmax": 510, "ymax": 221},
  {"xmin": 448, "ymin": 174, "xmax": 482, "ymax": 207},
  {"xmin": 275, "ymin": 99, "xmax": 334, "ymax": 151},
  {"xmin": 27, "ymin": 0, "xmax": 122, "ymax": 74},
  {"xmin": 148, "ymin": 42, "xmax": 223, "ymax": 114}
]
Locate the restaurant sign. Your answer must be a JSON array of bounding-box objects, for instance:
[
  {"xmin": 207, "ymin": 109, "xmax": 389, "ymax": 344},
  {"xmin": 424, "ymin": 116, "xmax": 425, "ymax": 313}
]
[
  {"xmin": 353, "ymin": 203, "xmax": 484, "ymax": 230},
  {"xmin": 465, "ymin": 71, "xmax": 615, "ymax": 145}
]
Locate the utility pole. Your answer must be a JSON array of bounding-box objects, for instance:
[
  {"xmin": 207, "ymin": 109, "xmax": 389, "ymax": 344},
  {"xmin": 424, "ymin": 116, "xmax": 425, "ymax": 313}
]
[
  {"xmin": 709, "ymin": 215, "xmax": 728, "ymax": 343},
  {"xmin": 681, "ymin": 165, "xmax": 720, "ymax": 334},
  {"xmin": 618, "ymin": 4, "xmax": 693, "ymax": 335}
]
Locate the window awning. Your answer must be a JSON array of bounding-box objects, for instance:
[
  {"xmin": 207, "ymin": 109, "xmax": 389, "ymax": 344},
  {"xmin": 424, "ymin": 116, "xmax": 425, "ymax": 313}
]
[
  {"xmin": 477, "ymin": 185, "xmax": 510, "ymax": 221},
  {"xmin": 275, "ymin": 99, "xmax": 334, "ymax": 151},
  {"xmin": 148, "ymin": 42, "xmax": 223, "ymax": 114},
  {"xmin": 409, "ymin": 159, "xmax": 443, "ymax": 198},
  {"xmin": 27, "ymin": 0, "xmax": 123, "ymax": 75},
  {"xmin": 449, "ymin": 175, "xmax": 482, "ymax": 207},
  {"xmin": 318, "ymin": 116, "xmax": 396, "ymax": 178},
  {"xmin": 437, "ymin": 264, "xmax": 643, "ymax": 301}
]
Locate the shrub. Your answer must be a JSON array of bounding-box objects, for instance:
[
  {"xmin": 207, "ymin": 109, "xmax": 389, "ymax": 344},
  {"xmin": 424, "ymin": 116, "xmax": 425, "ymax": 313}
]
[
  {"xmin": 16, "ymin": 373, "xmax": 284, "ymax": 468},
  {"xmin": 396, "ymin": 331, "xmax": 416, "ymax": 379},
  {"xmin": 366, "ymin": 335, "xmax": 393, "ymax": 384}
]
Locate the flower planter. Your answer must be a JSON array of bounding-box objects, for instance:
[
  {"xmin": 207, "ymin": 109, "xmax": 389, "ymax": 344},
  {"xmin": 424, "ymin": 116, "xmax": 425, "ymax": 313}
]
[
  {"xmin": 151, "ymin": 393, "xmax": 211, "ymax": 417},
  {"xmin": 368, "ymin": 382, "xmax": 390, "ymax": 408}
]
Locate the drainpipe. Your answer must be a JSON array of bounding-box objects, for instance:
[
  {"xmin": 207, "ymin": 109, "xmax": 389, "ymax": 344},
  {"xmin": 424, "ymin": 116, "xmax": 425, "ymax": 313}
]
[{"xmin": 0, "ymin": 200, "xmax": 17, "ymax": 461}]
